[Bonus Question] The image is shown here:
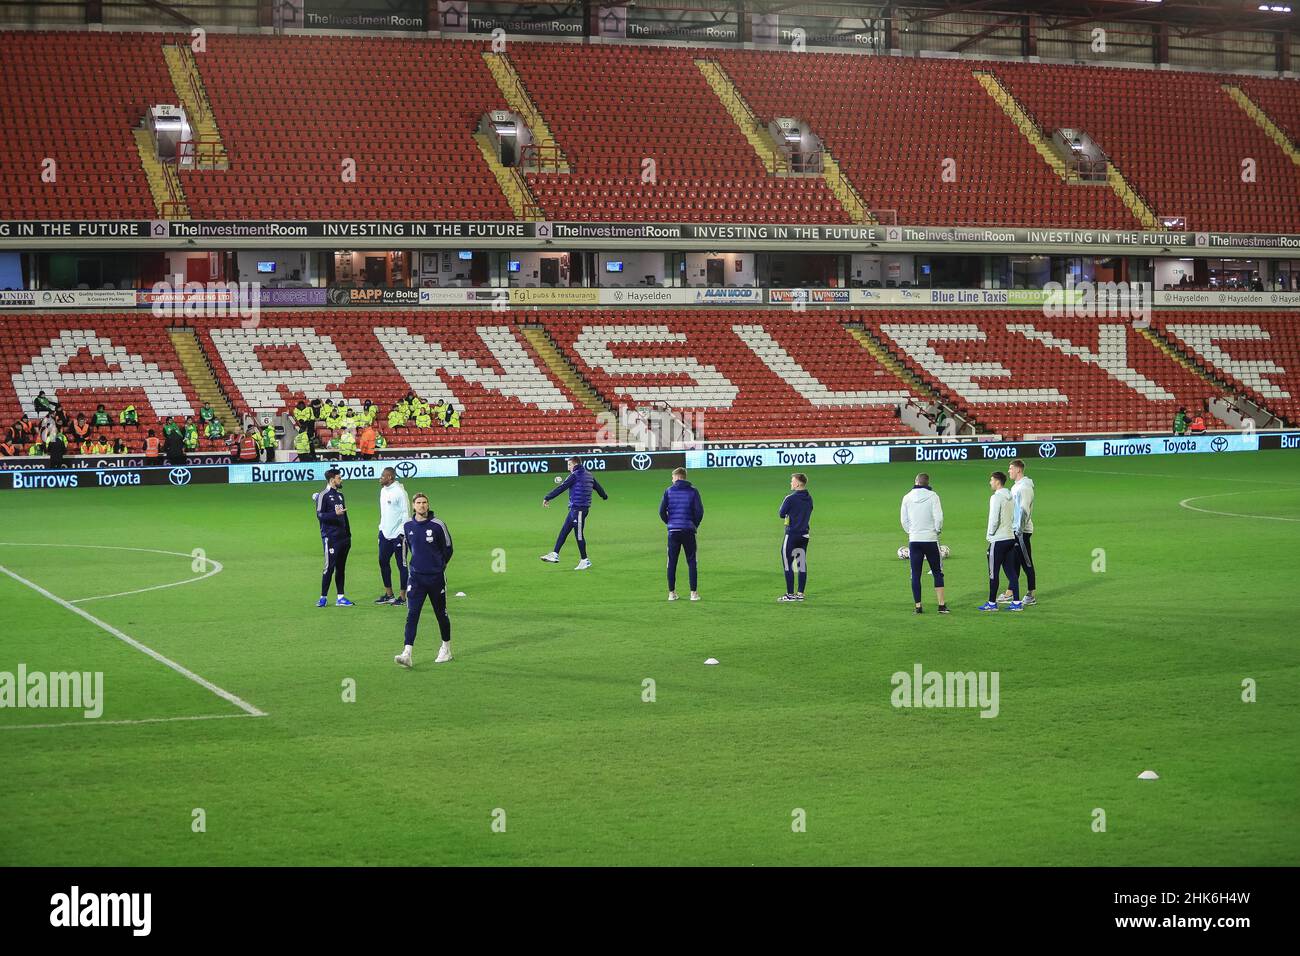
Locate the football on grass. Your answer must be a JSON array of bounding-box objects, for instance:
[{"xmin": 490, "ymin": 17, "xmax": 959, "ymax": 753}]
[{"xmin": 897, "ymin": 546, "xmax": 909, "ymax": 559}]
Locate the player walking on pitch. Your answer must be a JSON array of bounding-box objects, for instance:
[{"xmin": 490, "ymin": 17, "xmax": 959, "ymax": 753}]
[
  {"xmin": 980, "ymin": 471, "xmax": 1023, "ymax": 612},
  {"xmin": 540, "ymin": 456, "xmax": 608, "ymax": 570},
  {"xmin": 660, "ymin": 466, "xmax": 704, "ymax": 602},
  {"xmin": 395, "ymin": 493, "xmax": 453, "ymax": 668},
  {"xmin": 999, "ymin": 459, "xmax": 1037, "ymax": 605},
  {"xmin": 900, "ymin": 472, "xmax": 948, "ymax": 614},
  {"xmin": 315, "ymin": 467, "xmax": 353, "ymax": 607},
  {"xmin": 375, "ymin": 467, "xmax": 410, "ymax": 606},
  {"xmin": 778, "ymin": 472, "xmax": 813, "ymax": 602}
]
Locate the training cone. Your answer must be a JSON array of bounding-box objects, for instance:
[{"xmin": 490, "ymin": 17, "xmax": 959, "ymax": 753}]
[
  {"xmin": 704, "ymin": 658, "xmax": 719, "ymax": 665},
  {"xmin": 1138, "ymin": 770, "xmax": 1160, "ymax": 780}
]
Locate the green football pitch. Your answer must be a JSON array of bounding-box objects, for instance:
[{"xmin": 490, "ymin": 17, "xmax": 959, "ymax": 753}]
[{"xmin": 1, "ymin": 452, "xmax": 1297, "ymax": 866}]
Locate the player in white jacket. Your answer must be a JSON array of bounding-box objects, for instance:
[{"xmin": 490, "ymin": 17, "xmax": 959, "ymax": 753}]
[
  {"xmin": 900, "ymin": 473, "xmax": 948, "ymax": 614},
  {"xmin": 980, "ymin": 471, "xmax": 1022, "ymax": 612},
  {"xmin": 999, "ymin": 459, "xmax": 1037, "ymax": 605},
  {"xmin": 376, "ymin": 466, "xmax": 411, "ymax": 606}
]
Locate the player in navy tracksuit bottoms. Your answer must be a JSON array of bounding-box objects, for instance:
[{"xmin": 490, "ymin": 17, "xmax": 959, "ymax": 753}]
[
  {"xmin": 659, "ymin": 468, "xmax": 705, "ymax": 597},
  {"xmin": 400, "ymin": 493, "xmax": 453, "ymax": 662},
  {"xmin": 778, "ymin": 473, "xmax": 814, "ymax": 600},
  {"xmin": 315, "ymin": 468, "xmax": 352, "ymax": 606},
  {"xmin": 541, "ymin": 457, "xmax": 608, "ymax": 565}
]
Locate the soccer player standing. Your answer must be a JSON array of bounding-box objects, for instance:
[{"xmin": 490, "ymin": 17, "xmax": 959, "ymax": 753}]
[
  {"xmin": 999, "ymin": 459, "xmax": 1037, "ymax": 606},
  {"xmin": 375, "ymin": 466, "xmax": 410, "ymax": 606},
  {"xmin": 900, "ymin": 472, "xmax": 948, "ymax": 614},
  {"xmin": 660, "ymin": 466, "xmax": 704, "ymax": 602},
  {"xmin": 540, "ymin": 456, "xmax": 609, "ymax": 570},
  {"xmin": 315, "ymin": 467, "xmax": 354, "ymax": 607},
  {"xmin": 394, "ymin": 493, "xmax": 453, "ymax": 668},
  {"xmin": 980, "ymin": 471, "xmax": 1022, "ymax": 612},
  {"xmin": 778, "ymin": 472, "xmax": 813, "ymax": 602}
]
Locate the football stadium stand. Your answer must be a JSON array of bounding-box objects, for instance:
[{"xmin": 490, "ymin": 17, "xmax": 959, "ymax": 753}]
[
  {"xmin": 8, "ymin": 313, "xmax": 1299, "ymax": 448},
  {"xmin": 992, "ymin": 63, "xmax": 1300, "ymax": 233},
  {"xmin": 714, "ymin": 51, "xmax": 1140, "ymax": 231},
  {"xmin": 1156, "ymin": 315, "xmax": 1300, "ymax": 425},
  {"xmin": 535, "ymin": 312, "xmax": 917, "ymax": 439},
  {"xmin": 507, "ymin": 44, "xmax": 852, "ymax": 224},
  {"xmin": 2, "ymin": 31, "xmax": 1298, "ymax": 232},
  {"xmin": 194, "ymin": 314, "xmax": 600, "ymax": 446},
  {"xmin": 1, "ymin": 315, "xmax": 202, "ymax": 447},
  {"xmin": 0, "ymin": 31, "xmax": 177, "ymax": 220},
  {"xmin": 183, "ymin": 36, "xmax": 516, "ymax": 221},
  {"xmin": 870, "ymin": 313, "xmax": 1227, "ymax": 436}
]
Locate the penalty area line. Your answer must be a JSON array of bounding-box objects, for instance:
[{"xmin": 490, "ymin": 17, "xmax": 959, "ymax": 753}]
[
  {"xmin": 0, "ymin": 713, "xmax": 264, "ymax": 732},
  {"xmin": 0, "ymin": 563, "xmax": 267, "ymax": 718}
]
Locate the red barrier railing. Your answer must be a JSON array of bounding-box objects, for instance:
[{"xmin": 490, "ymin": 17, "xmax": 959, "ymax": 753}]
[{"xmin": 521, "ymin": 142, "xmax": 565, "ymax": 172}]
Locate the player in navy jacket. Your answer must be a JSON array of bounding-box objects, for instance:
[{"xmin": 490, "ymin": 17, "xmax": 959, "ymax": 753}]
[
  {"xmin": 540, "ymin": 457, "xmax": 608, "ymax": 570},
  {"xmin": 395, "ymin": 493, "xmax": 454, "ymax": 667},
  {"xmin": 778, "ymin": 472, "xmax": 813, "ymax": 602},
  {"xmin": 659, "ymin": 467, "xmax": 705, "ymax": 601},
  {"xmin": 315, "ymin": 467, "xmax": 353, "ymax": 607}
]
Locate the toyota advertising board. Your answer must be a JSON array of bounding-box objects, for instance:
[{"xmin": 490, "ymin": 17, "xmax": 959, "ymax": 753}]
[
  {"xmin": 4, "ymin": 434, "xmax": 1297, "ymax": 490},
  {"xmin": 2, "ymin": 464, "xmax": 228, "ymax": 490},
  {"xmin": 1085, "ymin": 434, "xmax": 1259, "ymax": 457},
  {"xmin": 459, "ymin": 451, "xmax": 682, "ymax": 477},
  {"xmin": 228, "ymin": 459, "xmax": 458, "ymax": 484},
  {"xmin": 685, "ymin": 446, "xmax": 890, "ymax": 469},
  {"xmin": 889, "ymin": 441, "xmax": 1084, "ymax": 463}
]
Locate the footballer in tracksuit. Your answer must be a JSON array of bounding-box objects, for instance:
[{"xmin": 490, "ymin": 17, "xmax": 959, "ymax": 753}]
[
  {"xmin": 980, "ymin": 471, "xmax": 1023, "ymax": 612},
  {"xmin": 394, "ymin": 493, "xmax": 453, "ymax": 667},
  {"xmin": 540, "ymin": 457, "xmax": 608, "ymax": 570},
  {"xmin": 778, "ymin": 472, "xmax": 813, "ymax": 602},
  {"xmin": 659, "ymin": 467, "xmax": 705, "ymax": 601},
  {"xmin": 376, "ymin": 467, "xmax": 411, "ymax": 606},
  {"xmin": 899, "ymin": 473, "xmax": 948, "ymax": 614},
  {"xmin": 999, "ymin": 458, "xmax": 1037, "ymax": 605},
  {"xmin": 315, "ymin": 467, "xmax": 354, "ymax": 607}
]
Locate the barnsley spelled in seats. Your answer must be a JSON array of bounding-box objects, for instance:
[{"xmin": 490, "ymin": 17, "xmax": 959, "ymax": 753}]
[
  {"xmin": 871, "ymin": 311, "xmax": 1226, "ymax": 437},
  {"xmin": 1, "ymin": 314, "xmax": 203, "ymax": 445},
  {"xmin": 193, "ymin": 313, "xmax": 600, "ymax": 447},
  {"xmin": 538, "ymin": 311, "xmax": 917, "ymax": 440},
  {"xmin": 1156, "ymin": 314, "xmax": 1300, "ymax": 425}
]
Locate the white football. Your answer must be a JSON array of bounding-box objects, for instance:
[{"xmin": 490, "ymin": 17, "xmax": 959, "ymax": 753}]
[
  {"xmin": 897, "ymin": 546, "xmax": 910, "ymax": 560},
  {"xmin": 939, "ymin": 545, "xmax": 951, "ymax": 558},
  {"xmin": 554, "ymin": 475, "xmax": 563, "ymax": 484}
]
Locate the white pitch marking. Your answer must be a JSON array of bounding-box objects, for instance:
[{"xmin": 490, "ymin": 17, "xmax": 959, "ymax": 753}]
[
  {"xmin": 1178, "ymin": 491, "xmax": 1300, "ymax": 522},
  {"xmin": 0, "ymin": 712, "xmax": 264, "ymax": 731},
  {"xmin": 0, "ymin": 563, "xmax": 266, "ymax": 717},
  {"xmin": 0, "ymin": 542, "xmax": 223, "ymax": 604}
]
